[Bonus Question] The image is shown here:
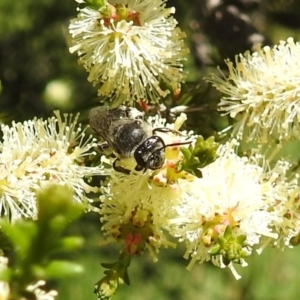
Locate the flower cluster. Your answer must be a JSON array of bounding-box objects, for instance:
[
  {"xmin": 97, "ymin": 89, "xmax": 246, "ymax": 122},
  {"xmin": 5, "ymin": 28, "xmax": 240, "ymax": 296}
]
[
  {"xmin": 69, "ymin": 0, "xmax": 188, "ymax": 105},
  {"xmin": 98, "ymin": 114, "xmax": 300, "ymax": 277},
  {"xmin": 207, "ymin": 37, "xmax": 300, "ymax": 143},
  {"xmin": 0, "ymin": 111, "xmax": 104, "ymax": 222}
]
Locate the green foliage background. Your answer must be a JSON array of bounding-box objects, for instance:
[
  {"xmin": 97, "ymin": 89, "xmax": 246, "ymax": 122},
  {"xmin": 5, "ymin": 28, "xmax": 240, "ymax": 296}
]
[{"xmin": 1, "ymin": 0, "xmax": 300, "ymax": 299}]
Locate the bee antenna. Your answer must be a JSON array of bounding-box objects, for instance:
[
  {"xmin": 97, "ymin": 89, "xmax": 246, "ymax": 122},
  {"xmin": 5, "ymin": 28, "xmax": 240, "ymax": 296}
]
[
  {"xmin": 145, "ymin": 140, "xmax": 192, "ymax": 171},
  {"xmin": 152, "ymin": 140, "xmax": 192, "ymax": 159},
  {"xmin": 162, "ymin": 140, "xmax": 192, "ymax": 151}
]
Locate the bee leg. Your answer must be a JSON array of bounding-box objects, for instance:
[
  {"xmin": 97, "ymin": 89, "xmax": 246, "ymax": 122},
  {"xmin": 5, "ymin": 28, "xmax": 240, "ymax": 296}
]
[
  {"xmin": 112, "ymin": 159, "xmax": 131, "ymax": 175},
  {"xmin": 97, "ymin": 142, "xmax": 114, "ymax": 157},
  {"xmin": 98, "ymin": 141, "xmax": 110, "ymax": 151},
  {"xmin": 134, "ymin": 164, "xmax": 145, "ymax": 172}
]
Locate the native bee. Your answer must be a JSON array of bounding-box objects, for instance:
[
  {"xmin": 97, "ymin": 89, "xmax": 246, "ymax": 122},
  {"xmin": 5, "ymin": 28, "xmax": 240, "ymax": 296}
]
[{"xmin": 89, "ymin": 105, "xmax": 190, "ymax": 174}]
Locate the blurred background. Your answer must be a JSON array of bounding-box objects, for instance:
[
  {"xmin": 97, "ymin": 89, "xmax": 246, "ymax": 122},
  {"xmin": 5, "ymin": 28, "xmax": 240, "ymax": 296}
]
[{"xmin": 1, "ymin": 0, "xmax": 300, "ymax": 299}]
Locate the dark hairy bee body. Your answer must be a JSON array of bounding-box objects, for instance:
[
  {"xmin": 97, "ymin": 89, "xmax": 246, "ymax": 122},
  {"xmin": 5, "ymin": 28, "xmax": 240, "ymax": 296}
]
[{"xmin": 89, "ymin": 106, "xmax": 190, "ymax": 174}]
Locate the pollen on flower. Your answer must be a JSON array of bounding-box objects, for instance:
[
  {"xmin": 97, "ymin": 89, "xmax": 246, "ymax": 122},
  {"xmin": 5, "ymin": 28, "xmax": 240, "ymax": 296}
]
[
  {"xmin": 69, "ymin": 0, "xmax": 188, "ymax": 105},
  {"xmin": 0, "ymin": 111, "xmax": 105, "ymax": 222},
  {"xmin": 153, "ymin": 172, "xmax": 167, "ymax": 185},
  {"xmin": 207, "ymin": 37, "xmax": 300, "ymax": 143}
]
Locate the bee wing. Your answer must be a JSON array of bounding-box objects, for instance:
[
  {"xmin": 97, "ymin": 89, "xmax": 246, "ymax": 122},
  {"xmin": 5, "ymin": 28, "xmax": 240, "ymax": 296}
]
[
  {"xmin": 89, "ymin": 106, "xmax": 135, "ymax": 142},
  {"xmin": 89, "ymin": 106, "xmax": 148, "ymax": 158},
  {"xmin": 88, "ymin": 106, "xmax": 113, "ymax": 139}
]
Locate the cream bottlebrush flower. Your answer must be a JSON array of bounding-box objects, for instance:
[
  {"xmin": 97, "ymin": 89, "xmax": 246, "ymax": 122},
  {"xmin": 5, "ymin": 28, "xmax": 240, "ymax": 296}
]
[
  {"xmin": 264, "ymin": 160, "xmax": 300, "ymax": 249},
  {"xmin": 69, "ymin": 0, "xmax": 188, "ymax": 106},
  {"xmin": 165, "ymin": 141, "xmax": 286, "ymax": 278},
  {"xmin": 0, "ymin": 111, "xmax": 104, "ymax": 222},
  {"xmin": 207, "ymin": 37, "xmax": 300, "ymax": 143}
]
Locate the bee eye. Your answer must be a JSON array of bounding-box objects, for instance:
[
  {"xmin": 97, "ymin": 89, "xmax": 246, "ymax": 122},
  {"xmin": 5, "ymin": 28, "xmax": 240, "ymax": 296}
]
[
  {"xmin": 134, "ymin": 136, "xmax": 165, "ymax": 171},
  {"xmin": 147, "ymin": 150, "xmax": 165, "ymax": 170}
]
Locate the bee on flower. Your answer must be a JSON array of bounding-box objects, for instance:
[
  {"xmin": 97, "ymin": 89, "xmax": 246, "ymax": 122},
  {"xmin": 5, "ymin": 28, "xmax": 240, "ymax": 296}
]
[{"xmin": 89, "ymin": 105, "xmax": 200, "ymax": 258}]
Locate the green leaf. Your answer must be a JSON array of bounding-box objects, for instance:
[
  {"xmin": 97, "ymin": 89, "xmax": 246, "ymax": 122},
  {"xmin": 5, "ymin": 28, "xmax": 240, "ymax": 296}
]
[
  {"xmin": 85, "ymin": 0, "xmax": 106, "ymax": 9},
  {"xmin": 44, "ymin": 260, "xmax": 84, "ymax": 279},
  {"xmin": 54, "ymin": 236, "xmax": 84, "ymax": 252},
  {"xmin": 0, "ymin": 221, "xmax": 37, "ymax": 260},
  {"xmin": 37, "ymin": 185, "xmax": 84, "ymax": 227},
  {"xmin": 0, "ymin": 185, "xmax": 85, "ymax": 298},
  {"xmin": 176, "ymin": 136, "xmax": 219, "ymax": 177}
]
